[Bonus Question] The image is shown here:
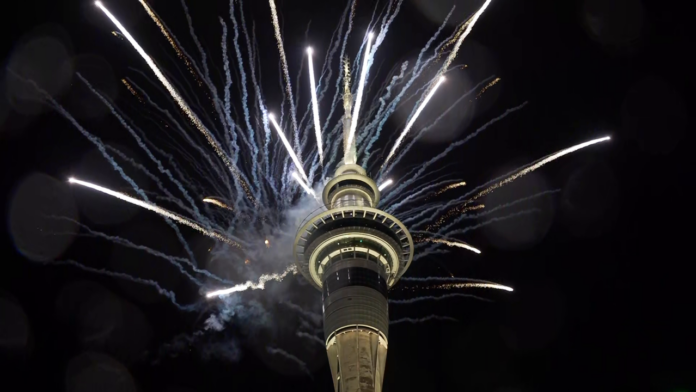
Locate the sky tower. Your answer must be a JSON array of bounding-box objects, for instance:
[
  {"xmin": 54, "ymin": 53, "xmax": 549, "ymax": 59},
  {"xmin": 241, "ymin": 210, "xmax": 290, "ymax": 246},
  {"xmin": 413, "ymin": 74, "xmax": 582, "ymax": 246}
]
[{"xmin": 293, "ymin": 162, "xmax": 414, "ymax": 391}]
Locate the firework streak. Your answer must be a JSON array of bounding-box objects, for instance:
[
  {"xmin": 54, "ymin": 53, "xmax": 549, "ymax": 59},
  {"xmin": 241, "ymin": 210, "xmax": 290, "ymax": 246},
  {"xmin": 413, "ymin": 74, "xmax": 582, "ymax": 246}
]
[
  {"xmin": 383, "ymin": 76, "xmax": 446, "ymax": 168},
  {"xmin": 69, "ymin": 177, "xmax": 240, "ymax": 247},
  {"xmin": 203, "ymin": 197, "xmax": 235, "ymax": 211},
  {"xmin": 378, "ymin": 179, "xmax": 394, "ymax": 191},
  {"xmin": 306, "ymin": 47, "xmax": 324, "ymax": 164},
  {"xmin": 426, "ymin": 238, "xmax": 481, "ymax": 254},
  {"xmin": 206, "ymin": 265, "xmax": 297, "ymax": 298},
  {"xmin": 401, "ymin": 276, "xmax": 513, "ymax": 292},
  {"xmin": 7, "ymin": 1, "xmax": 614, "ymax": 360},
  {"xmin": 268, "ymin": 0, "xmax": 301, "ymax": 155},
  {"xmin": 463, "ymin": 137, "xmax": 611, "ymax": 204},
  {"xmin": 94, "ymin": 2, "xmax": 234, "ymax": 176}
]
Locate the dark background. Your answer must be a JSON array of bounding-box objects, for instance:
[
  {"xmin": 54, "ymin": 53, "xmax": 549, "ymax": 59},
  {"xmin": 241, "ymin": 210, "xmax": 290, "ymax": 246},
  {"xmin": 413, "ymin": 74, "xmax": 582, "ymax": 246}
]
[{"xmin": 1, "ymin": 0, "xmax": 693, "ymax": 391}]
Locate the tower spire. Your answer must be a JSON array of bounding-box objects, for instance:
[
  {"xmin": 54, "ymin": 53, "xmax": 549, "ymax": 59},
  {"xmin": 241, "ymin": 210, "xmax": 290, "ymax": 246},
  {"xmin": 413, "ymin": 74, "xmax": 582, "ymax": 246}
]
[{"xmin": 342, "ymin": 56, "xmax": 357, "ymax": 164}]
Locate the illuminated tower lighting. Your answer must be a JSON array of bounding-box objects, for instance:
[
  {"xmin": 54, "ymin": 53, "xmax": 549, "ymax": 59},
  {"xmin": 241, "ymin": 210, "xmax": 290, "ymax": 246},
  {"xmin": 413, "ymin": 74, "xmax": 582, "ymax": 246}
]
[{"xmin": 293, "ymin": 163, "xmax": 414, "ymax": 391}]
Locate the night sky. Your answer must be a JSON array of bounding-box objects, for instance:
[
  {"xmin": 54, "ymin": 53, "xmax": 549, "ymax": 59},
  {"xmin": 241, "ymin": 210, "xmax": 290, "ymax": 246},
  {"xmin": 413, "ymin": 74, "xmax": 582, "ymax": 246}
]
[{"xmin": 1, "ymin": 0, "xmax": 693, "ymax": 391}]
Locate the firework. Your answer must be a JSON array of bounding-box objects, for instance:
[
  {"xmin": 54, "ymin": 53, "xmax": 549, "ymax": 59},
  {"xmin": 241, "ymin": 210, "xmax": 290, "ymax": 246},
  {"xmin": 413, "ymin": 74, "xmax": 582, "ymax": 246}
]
[
  {"xmin": 94, "ymin": 2, "xmax": 236, "ymax": 179},
  {"xmin": 268, "ymin": 113, "xmax": 309, "ymax": 183},
  {"xmin": 306, "ymin": 47, "xmax": 324, "ymax": 164},
  {"xmin": 137, "ymin": 0, "xmax": 199, "ymax": 83},
  {"xmin": 383, "ymin": 76, "xmax": 446, "ymax": 169},
  {"xmin": 69, "ymin": 177, "xmax": 240, "ymax": 247},
  {"xmin": 14, "ymin": 0, "xmax": 616, "ymax": 370},
  {"xmin": 401, "ymin": 276, "xmax": 512, "ymax": 292},
  {"xmin": 437, "ymin": 282, "xmax": 514, "ymax": 292},
  {"xmin": 268, "ymin": 0, "xmax": 300, "ymax": 154},
  {"xmin": 465, "ymin": 136, "xmax": 611, "ymax": 204},
  {"xmin": 435, "ymin": 181, "xmax": 467, "ymax": 196},
  {"xmin": 378, "ymin": 179, "xmax": 394, "ymax": 191},
  {"xmin": 121, "ymin": 79, "xmax": 143, "ymax": 103},
  {"xmin": 476, "ymin": 77, "xmax": 501, "ymax": 99},
  {"xmin": 427, "ymin": 238, "xmax": 481, "ymax": 254},
  {"xmin": 424, "ymin": 204, "xmax": 485, "ymax": 232},
  {"xmin": 203, "ymin": 197, "xmax": 234, "ymax": 211},
  {"xmin": 292, "ymin": 172, "xmax": 316, "ymax": 197},
  {"xmin": 205, "ymin": 264, "xmax": 297, "ymax": 298},
  {"xmin": 441, "ymin": 0, "xmax": 493, "ymax": 73}
]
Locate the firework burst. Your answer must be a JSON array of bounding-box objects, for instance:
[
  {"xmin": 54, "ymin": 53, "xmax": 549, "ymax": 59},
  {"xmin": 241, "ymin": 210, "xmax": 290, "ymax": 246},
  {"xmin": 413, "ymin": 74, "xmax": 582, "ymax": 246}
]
[{"xmin": 12, "ymin": 0, "xmax": 611, "ymax": 367}]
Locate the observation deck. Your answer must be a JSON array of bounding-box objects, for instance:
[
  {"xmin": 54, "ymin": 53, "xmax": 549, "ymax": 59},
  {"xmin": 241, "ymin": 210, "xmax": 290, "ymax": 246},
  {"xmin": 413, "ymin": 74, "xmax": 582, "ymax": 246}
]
[{"xmin": 292, "ymin": 163, "xmax": 413, "ymax": 392}]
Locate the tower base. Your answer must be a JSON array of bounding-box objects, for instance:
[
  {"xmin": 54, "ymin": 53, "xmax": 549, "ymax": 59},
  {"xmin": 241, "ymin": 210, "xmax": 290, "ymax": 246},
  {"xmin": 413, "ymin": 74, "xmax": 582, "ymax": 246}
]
[{"xmin": 326, "ymin": 327, "xmax": 388, "ymax": 392}]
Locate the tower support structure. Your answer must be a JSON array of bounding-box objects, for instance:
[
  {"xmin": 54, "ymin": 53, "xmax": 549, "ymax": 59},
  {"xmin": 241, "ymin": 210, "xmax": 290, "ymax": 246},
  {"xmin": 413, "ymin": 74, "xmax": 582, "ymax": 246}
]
[{"xmin": 294, "ymin": 164, "xmax": 413, "ymax": 392}]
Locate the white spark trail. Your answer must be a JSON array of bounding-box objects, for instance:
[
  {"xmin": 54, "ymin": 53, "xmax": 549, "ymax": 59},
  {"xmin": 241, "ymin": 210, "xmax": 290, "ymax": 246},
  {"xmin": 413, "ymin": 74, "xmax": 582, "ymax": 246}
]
[
  {"xmin": 378, "ymin": 179, "xmax": 393, "ymax": 191},
  {"xmin": 202, "ymin": 197, "xmax": 234, "ymax": 211},
  {"xmin": 206, "ymin": 265, "xmax": 297, "ymax": 298},
  {"xmin": 441, "ymin": 0, "xmax": 493, "ymax": 72},
  {"xmin": 435, "ymin": 181, "xmax": 466, "ymax": 196},
  {"xmin": 345, "ymin": 32, "xmax": 374, "ymax": 162},
  {"xmin": 402, "ymin": 276, "xmax": 514, "ymax": 292},
  {"xmin": 306, "ymin": 47, "xmax": 324, "ymax": 164},
  {"xmin": 268, "ymin": 0, "xmax": 301, "ymax": 155},
  {"xmin": 292, "ymin": 172, "xmax": 316, "ymax": 197},
  {"xmin": 383, "ymin": 76, "xmax": 446, "ymax": 168},
  {"xmin": 268, "ymin": 113, "xmax": 310, "ymax": 183},
  {"xmin": 466, "ymin": 136, "xmax": 611, "ymax": 203},
  {"xmin": 68, "ymin": 177, "xmax": 239, "ymax": 247},
  {"xmin": 442, "ymin": 282, "xmax": 514, "ymax": 292},
  {"xmin": 94, "ymin": 2, "xmax": 235, "ymax": 176},
  {"xmin": 427, "ymin": 238, "xmax": 481, "ymax": 254}
]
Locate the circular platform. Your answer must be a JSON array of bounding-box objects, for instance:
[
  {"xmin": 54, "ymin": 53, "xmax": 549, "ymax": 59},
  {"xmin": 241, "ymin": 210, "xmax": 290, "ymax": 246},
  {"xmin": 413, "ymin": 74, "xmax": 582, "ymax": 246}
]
[{"xmin": 293, "ymin": 206, "xmax": 414, "ymax": 290}]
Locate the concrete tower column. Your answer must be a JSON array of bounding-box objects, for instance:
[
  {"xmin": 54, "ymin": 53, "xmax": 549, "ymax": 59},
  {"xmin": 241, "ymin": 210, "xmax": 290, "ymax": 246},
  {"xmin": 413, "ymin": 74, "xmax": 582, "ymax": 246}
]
[{"xmin": 294, "ymin": 164, "xmax": 413, "ymax": 391}]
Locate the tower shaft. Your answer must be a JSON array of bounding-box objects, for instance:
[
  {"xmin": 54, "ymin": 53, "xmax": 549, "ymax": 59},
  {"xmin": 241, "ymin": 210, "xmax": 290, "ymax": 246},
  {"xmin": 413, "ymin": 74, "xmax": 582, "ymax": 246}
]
[{"xmin": 294, "ymin": 164, "xmax": 413, "ymax": 392}]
